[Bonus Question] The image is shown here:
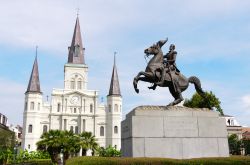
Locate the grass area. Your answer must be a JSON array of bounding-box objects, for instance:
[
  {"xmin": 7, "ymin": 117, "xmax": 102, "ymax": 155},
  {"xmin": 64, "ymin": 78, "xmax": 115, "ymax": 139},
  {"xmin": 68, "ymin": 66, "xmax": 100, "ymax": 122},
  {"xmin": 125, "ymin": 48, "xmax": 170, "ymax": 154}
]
[{"xmin": 66, "ymin": 156, "xmax": 250, "ymax": 165}]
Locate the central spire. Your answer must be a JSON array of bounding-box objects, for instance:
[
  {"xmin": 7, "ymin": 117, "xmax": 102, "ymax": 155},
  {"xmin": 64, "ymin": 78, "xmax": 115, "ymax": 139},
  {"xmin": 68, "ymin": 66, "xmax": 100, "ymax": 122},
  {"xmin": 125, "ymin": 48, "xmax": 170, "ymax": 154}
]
[{"xmin": 68, "ymin": 16, "xmax": 85, "ymax": 64}]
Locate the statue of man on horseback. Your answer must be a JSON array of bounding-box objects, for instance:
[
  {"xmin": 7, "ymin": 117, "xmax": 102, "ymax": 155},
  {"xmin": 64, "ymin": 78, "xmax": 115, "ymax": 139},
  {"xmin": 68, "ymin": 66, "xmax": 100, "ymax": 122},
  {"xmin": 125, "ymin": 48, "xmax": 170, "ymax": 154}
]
[{"xmin": 133, "ymin": 38, "xmax": 205, "ymax": 106}]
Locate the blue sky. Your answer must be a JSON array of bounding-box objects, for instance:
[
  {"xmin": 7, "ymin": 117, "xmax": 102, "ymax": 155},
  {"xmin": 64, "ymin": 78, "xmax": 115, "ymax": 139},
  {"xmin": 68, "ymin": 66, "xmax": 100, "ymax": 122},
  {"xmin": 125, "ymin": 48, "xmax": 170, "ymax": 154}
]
[{"xmin": 0, "ymin": 0, "xmax": 250, "ymax": 126}]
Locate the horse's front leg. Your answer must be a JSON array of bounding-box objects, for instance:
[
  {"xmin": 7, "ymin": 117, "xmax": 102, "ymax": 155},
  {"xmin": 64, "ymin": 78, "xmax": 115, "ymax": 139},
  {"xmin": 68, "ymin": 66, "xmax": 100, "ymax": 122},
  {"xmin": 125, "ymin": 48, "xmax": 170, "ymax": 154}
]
[
  {"xmin": 133, "ymin": 71, "xmax": 144, "ymax": 93},
  {"xmin": 133, "ymin": 71, "xmax": 154, "ymax": 93},
  {"xmin": 148, "ymin": 83, "xmax": 157, "ymax": 90}
]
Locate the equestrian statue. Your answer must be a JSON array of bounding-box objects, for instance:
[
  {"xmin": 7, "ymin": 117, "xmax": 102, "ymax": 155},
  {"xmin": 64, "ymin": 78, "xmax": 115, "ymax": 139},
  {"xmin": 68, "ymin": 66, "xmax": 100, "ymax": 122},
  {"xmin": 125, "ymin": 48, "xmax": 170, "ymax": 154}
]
[{"xmin": 133, "ymin": 38, "xmax": 206, "ymax": 106}]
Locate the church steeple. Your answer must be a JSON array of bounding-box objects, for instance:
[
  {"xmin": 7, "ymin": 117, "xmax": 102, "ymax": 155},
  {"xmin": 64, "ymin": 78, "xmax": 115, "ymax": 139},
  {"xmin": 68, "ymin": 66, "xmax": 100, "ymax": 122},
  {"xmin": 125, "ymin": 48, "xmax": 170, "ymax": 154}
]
[
  {"xmin": 26, "ymin": 50, "xmax": 42, "ymax": 94},
  {"xmin": 68, "ymin": 16, "xmax": 85, "ymax": 64},
  {"xmin": 108, "ymin": 54, "xmax": 121, "ymax": 96}
]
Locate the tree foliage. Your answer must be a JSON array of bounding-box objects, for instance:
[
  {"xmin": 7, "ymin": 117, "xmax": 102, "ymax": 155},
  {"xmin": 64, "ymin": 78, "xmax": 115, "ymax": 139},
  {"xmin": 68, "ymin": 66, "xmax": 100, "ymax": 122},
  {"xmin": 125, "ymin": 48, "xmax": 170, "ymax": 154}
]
[
  {"xmin": 98, "ymin": 145, "xmax": 121, "ymax": 157},
  {"xmin": 228, "ymin": 134, "xmax": 242, "ymax": 155},
  {"xmin": 37, "ymin": 130, "xmax": 81, "ymax": 163},
  {"xmin": 37, "ymin": 130, "xmax": 99, "ymax": 163},
  {"xmin": 79, "ymin": 132, "xmax": 98, "ymax": 156},
  {"xmin": 183, "ymin": 91, "xmax": 224, "ymax": 115},
  {"xmin": 242, "ymin": 138, "xmax": 250, "ymax": 155},
  {"xmin": 0, "ymin": 128, "xmax": 16, "ymax": 164}
]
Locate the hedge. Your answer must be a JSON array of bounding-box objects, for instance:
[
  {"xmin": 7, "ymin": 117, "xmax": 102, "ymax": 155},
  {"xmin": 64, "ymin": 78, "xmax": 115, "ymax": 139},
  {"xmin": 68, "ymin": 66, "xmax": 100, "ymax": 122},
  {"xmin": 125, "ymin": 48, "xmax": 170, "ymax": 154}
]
[
  {"xmin": 66, "ymin": 156, "xmax": 250, "ymax": 165},
  {"xmin": 8, "ymin": 159, "xmax": 52, "ymax": 165}
]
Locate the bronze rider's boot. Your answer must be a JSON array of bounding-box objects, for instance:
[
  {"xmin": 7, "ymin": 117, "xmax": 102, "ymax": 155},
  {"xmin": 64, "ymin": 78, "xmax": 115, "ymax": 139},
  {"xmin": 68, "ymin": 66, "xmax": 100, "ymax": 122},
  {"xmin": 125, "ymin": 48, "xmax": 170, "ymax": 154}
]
[{"xmin": 156, "ymin": 68, "xmax": 166, "ymax": 86}]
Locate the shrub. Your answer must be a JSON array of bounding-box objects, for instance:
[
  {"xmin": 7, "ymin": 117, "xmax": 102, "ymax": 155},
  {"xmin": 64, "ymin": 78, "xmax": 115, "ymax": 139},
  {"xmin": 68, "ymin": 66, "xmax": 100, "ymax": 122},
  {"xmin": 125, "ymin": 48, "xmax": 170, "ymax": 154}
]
[
  {"xmin": 66, "ymin": 156, "xmax": 250, "ymax": 165},
  {"xmin": 98, "ymin": 146, "xmax": 121, "ymax": 157},
  {"xmin": 13, "ymin": 159, "xmax": 53, "ymax": 165}
]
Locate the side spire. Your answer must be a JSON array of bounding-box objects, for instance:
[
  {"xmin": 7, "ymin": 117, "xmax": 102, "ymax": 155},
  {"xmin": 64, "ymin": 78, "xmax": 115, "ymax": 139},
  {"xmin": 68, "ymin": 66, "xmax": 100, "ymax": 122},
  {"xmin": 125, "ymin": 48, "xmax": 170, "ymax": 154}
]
[
  {"xmin": 68, "ymin": 16, "xmax": 85, "ymax": 64},
  {"xmin": 108, "ymin": 52, "xmax": 121, "ymax": 96},
  {"xmin": 26, "ymin": 46, "xmax": 42, "ymax": 94}
]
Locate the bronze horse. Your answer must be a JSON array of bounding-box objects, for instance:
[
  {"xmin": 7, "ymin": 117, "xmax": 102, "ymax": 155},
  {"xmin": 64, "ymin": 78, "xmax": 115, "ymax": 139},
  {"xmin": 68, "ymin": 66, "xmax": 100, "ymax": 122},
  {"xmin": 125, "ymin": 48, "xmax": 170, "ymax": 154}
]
[{"xmin": 133, "ymin": 39, "xmax": 205, "ymax": 106}]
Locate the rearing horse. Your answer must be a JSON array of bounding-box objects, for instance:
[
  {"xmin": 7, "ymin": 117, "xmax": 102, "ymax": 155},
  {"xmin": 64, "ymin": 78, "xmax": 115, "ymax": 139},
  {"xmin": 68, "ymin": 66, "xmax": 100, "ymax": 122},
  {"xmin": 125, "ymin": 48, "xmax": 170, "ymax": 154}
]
[{"xmin": 133, "ymin": 39, "xmax": 205, "ymax": 106}]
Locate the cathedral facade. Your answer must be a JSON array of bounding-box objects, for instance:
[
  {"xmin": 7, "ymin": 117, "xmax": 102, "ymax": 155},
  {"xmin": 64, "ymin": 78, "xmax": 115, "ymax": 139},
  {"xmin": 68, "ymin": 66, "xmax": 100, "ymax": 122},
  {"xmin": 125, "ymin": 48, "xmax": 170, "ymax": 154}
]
[{"xmin": 21, "ymin": 16, "xmax": 122, "ymax": 152}]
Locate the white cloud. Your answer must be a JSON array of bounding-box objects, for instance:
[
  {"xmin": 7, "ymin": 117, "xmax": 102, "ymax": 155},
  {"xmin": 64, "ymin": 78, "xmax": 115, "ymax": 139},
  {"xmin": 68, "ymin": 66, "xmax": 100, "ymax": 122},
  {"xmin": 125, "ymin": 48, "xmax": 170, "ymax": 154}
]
[
  {"xmin": 0, "ymin": 78, "xmax": 26, "ymax": 125},
  {"xmin": 1, "ymin": 0, "xmax": 250, "ymax": 56},
  {"xmin": 242, "ymin": 95, "xmax": 250, "ymax": 107}
]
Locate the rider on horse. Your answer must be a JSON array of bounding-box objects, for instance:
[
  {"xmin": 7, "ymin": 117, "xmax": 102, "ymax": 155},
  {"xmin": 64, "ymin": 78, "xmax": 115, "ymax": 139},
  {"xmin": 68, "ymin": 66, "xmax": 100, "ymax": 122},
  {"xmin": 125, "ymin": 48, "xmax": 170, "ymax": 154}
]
[
  {"xmin": 134, "ymin": 39, "xmax": 205, "ymax": 106},
  {"xmin": 156, "ymin": 44, "xmax": 180, "ymax": 92}
]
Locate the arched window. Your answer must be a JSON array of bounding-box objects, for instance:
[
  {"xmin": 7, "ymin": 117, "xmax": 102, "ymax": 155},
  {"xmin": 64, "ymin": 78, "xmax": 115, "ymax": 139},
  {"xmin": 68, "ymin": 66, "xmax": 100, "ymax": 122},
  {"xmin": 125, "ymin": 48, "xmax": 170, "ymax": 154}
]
[
  {"xmin": 77, "ymin": 79, "xmax": 82, "ymax": 90},
  {"xmin": 28, "ymin": 125, "xmax": 32, "ymax": 133},
  {"xmin": 70, "ymin": 126, "xmax": 74, "ymax": 132},
  {"xmin": 57, "ymin": 103, "xmax": 61, "ymax": 112},
  {"xmin": 114, "ymin": 126, "xmax": 118, "ymax": 134},
  {"xmin": 109, "ymin": 105, "xmax": 111, "ymax": 112},
  {"xmin": 114, "ymin": 104, "xmax": 118, "ymax": 112},
  {"xmin": 30, "ymin": 102, "xmax": 34, "ymax": 110},
  {"xmin": 28, "ymin": 144, "xmax": 30, "ymax": 149},
  {"xmin": 43, "ymin": 125, "xmax": 48, "ymax": 133},
  {"xmin": 74, "ymin": 108, "xmax": 77, "ymax": 113},
  {"xmin": 38, "ymin": 103, "xmax": 40, "ymax": 110},
  {"xmin": 231, "ymin": 119, "xmax": 234, "ymax": 126},
  {"xmin": 120, "ymin": 105, "xmax": 122, "ymax": 112},
  {"xmin": 100, "ymin": 126, "xmax": 104, "ymax": 136},
  {"xmin": 75, "ymin": 126, "xmax": 78, "ymax": 134},
  {"xmin": 90, "ymin": 104, "xmax": 93, "ymax": 113},
  {"xmin": 70, "ymin": 80, "xmax": 75, "ymax": 89}
]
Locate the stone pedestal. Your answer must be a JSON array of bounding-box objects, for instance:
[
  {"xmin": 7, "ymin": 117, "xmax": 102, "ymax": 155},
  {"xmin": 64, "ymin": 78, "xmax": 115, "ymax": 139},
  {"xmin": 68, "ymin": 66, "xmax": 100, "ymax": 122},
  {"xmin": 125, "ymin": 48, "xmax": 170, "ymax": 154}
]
[{"xmin": 121, "ymin": 106, "xmax": 229, "ymax": 159}]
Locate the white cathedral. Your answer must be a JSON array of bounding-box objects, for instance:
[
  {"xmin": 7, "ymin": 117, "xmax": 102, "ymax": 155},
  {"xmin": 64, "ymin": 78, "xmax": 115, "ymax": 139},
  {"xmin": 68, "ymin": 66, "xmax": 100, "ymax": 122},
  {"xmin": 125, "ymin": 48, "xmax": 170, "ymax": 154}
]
[{"xmin": 21, "ymin": 16, "xmax": 122, "ymax": 152}]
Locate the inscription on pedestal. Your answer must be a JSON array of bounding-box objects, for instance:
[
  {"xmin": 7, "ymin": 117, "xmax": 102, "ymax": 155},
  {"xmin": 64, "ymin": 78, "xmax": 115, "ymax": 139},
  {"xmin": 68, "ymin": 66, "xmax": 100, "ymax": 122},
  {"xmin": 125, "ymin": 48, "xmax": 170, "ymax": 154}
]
[{"xmin": 164, "ymin": 117, "xmax": 198, "ymax": 137}]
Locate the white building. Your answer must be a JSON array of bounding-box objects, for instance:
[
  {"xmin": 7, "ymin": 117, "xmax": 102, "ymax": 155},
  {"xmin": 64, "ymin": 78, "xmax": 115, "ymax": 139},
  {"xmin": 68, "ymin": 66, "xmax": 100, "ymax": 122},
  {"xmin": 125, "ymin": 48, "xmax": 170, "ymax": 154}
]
[
  {"xmin": 221, "ymin": 115, "xmax": 242, "ymax": 139},
  {"xmin": 22, "ymin": 16, "xmax": 122, "ymax": 152}
]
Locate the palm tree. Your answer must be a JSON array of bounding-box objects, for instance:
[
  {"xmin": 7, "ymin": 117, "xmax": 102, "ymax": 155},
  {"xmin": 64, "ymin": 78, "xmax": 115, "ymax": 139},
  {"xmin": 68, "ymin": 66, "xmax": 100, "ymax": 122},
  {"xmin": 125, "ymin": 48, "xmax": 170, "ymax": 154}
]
[
  {"xmin": 61, "ymin": 130, "xmax": 80, "ymax": 160},
  {"xmin": 37, "ymin": 130, "xmax": 62, "ymax": 163},
  {"xmin": 37, "ymin": 130, "xmax": 80, "ymax": 164},
  {"xmin": 79, "ymin": 132, "xmax": 99, "ymax": 156}
]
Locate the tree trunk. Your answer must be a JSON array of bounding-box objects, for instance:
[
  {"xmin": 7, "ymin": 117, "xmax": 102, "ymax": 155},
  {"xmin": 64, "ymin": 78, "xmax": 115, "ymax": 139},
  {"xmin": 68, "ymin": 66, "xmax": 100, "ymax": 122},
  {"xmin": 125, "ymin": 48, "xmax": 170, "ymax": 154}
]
[{"xmin": 82, "ymin": 149, "xmax": 87, "ymax": 156}]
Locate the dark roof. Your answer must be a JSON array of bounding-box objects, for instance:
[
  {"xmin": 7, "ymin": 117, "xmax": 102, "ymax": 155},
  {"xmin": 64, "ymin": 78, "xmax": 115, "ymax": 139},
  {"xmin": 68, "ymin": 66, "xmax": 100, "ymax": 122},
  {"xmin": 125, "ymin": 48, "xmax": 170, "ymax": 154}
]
[
  {"xmin": 108, "ymin": 55, "xmax": 121, "ymax": 96},
  {"xmin": 26, "ymin": 56, "xmax": 42, "ymax": 94},
  {"xmin": 221, "ymin": 114, "xmax": 233, "ymax": 117},
  {"xmin": 67, "ymin": 16, "xmax": 85, "ymax": 64}
]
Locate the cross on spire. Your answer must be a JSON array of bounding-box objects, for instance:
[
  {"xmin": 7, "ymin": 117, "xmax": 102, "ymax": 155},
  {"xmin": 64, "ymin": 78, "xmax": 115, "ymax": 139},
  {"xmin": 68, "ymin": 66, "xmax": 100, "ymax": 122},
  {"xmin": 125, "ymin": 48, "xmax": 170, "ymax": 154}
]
[
  {"xmin": 114, "ymin": 51, "xmax": 117, "ymax": 65},
  {"xmin": 76, "ymin": 7, "xmax": 80, "ymax": 17},
  {"xmin": 36, "ymin": 46, "xmax": 38, "ymax": 57}
]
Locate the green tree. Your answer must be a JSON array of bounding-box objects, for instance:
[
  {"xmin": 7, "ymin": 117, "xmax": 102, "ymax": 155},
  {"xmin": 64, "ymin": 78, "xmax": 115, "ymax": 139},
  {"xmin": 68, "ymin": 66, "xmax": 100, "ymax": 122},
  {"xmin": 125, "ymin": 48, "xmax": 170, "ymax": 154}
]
[
  {"xmin": 242, "ymin": 138, "xmax": 250, "ymax": 155},
  {"xmin": 228, "ymin": 134, "xmax": 242, "ymax": 155},
  {"xmin": 0, "ymin": 128, "xmax": 16, "ymax": 164},
  {"xmin": 37, "ymin": 130, "xmax": 62, "ymax": 163},
  {"xmin": 79, "ymin": 132, "xmax": 99, "ymax": 156},
  {"xmin": 183, "ymin": 91, "xmax": 224, "ymax": 115},
  {"xmin": 37, "ymin": 130, "xmax": 80, "ymax": 164},
  {"xmin": 61, "ymin": 130, "xmax": 80, "ymax": 160}
]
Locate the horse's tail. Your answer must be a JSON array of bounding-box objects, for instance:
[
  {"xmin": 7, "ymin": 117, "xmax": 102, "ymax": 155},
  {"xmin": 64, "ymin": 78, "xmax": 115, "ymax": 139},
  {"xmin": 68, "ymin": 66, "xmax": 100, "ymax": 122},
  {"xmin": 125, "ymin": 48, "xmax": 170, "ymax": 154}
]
[
  {"xmin": 188, "ymin": 76, "xmax": 212, "ymax": 109},
  {"xmin": 188, "ymin": 76, "xmax": 205, "ymax": 96}
]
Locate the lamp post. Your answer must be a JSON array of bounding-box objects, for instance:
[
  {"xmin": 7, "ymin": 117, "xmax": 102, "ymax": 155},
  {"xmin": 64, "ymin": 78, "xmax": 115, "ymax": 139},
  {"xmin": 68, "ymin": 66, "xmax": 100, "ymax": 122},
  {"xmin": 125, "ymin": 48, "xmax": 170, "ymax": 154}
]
[
  {"xmin": 60, "ymin": 148, "xmax": 64, "ymax": 165},
  {"xmin": 13, "ymin": 144, "xmax": 18, "ymax": 163}
]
